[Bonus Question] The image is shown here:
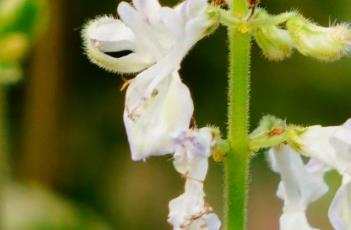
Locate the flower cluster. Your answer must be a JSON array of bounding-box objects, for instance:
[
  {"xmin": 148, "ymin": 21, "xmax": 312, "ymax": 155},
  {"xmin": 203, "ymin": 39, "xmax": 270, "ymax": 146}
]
[
  {"xmin": 268, "ymin": 119, "xmax": 351, "ymax": 230},
  {"xmin": 82, "ymin": 0, "xmax": 220, "ymax": 229},
  {"xmin": 252, "ymin": 9, "xmax": 351, "ymax": 62}
]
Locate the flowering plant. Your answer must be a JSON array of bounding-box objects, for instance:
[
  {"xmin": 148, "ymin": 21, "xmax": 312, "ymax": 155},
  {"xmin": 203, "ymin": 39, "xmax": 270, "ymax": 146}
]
[{"xmin": 82, "ymin": 0, "xmax": 351, "ymax": 229}]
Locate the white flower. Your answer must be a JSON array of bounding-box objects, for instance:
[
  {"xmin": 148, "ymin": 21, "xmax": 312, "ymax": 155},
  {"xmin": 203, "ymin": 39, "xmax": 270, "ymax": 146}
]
[
  {"xmin": 82, "ymin": 0, "xmax": 215, "ymax": 160},
  {"xmin": 168, "ymin": 180, "xmax": 221, "ymax": 230},
  {"xmin": 300, "ymin": 119, "xmax": 351, "ymax": 230},
  {"xmin": 173, "ymin": 128, "xmax": 214, "ymax": 181},
  {"xmin": 269, "ymin": 146, "xmax": 328, "ymax": 230},
  {"xmin": 269, "ymin": 119, "xmax": 351, "ymax": 230},
  {"xmin": 168, "ymin": 128, "xmax": 221, "ymax": 230}
]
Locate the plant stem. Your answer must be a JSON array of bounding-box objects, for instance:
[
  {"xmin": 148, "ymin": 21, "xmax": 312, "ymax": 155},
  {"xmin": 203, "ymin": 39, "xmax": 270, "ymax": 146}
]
[{"xmin": 224, "ymin": 0, "xmax": 251, "ymax": 229}]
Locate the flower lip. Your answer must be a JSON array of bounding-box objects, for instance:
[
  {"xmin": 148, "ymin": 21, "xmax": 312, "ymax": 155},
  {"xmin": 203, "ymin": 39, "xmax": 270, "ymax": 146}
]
[
  {"xmin": 82, "ymin": 15, "xmax": 155, "ymax": 73},
  {"xmin": 86, "ymin": 16, "xmax": 136, "ymax": 54}
]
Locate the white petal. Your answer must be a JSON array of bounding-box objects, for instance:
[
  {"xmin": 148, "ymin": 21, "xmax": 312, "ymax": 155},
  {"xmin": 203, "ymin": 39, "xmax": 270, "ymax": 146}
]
[
  {"xmin": 329, "ymin": 120, "xmax": 351, "ymax": 174},
  {"xmin": 168, "ymin": 179, "xmax": 220, "ymax": 230},
  {"xmin": 173, "ymin": 128, "xmax": 213, "ymax": 181},
  {"xmin": 117, "ymin": 1, "xmax": 163, "ymax": 58},
  {"xmin": 132, "ymin": 0, "xmax": 161, "ymax": 23},
  {"xmin": 118, "ymin": 0, "xmax": 212, "ymax": 59},
  {"xmin": 168, "ymin": 179, "xmax": 205, "ymax": 229},
  {"xmin": 123, "ymin": 71, "xmax": 193, "ymax": 161},
  {"xmin": 300, "ymin": 125, "xmax": 338, "ymax": 165},
  {"xmin": 200, "ymin": 213, "xmax": 221, "ymax": 230},
  {"xmin": 301, "ymin": 119, "xmax": 351, "ymax": 174},
  {"xmin": 189, "ymin": 213, "xmax": 221, "ymax": 230},
  {"xmin": 280, "ymin": 212, "xmax": 319, "ymax": 230},
  {"xmin": 118, "ymin": 1, "xmax": 180, "ymax": 58},
  {"xmin": 269, "ymin": 145, "xmax": 328, "ymax": 229},
  {"xmin": 174, "ymin": 157, "xmax": 208, "ymax": 182},
  {"xmin": 329, "ymin": 174, "xmax": 351, "ymax": 230},
  {"xmin": 82, "ymin": 16, "xmax": 153, "ymax": 73},
  {"xmin": 182, "ymin": 0, "xmax": 212, "ymax": 48}
]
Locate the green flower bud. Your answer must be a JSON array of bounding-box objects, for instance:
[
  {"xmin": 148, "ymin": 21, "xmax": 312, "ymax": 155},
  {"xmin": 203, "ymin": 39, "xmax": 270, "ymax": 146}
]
[
  {"xmin": 254, "ymin": 26, "xmax": 294, "ymax": 61},
  {"xmin": 287, "ymin": 16, "xmax": 351, "ymax": 61},
  {"xmin": 252, "ymin": 9, "xmax": 294, "ymax": 61}
]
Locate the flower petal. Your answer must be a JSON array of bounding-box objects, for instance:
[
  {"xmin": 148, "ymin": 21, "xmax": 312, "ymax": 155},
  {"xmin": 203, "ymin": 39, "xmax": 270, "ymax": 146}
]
[
  {"xmin": 182, "ymin": 0, "xmax": 213, "ymax": 49},
  {"xmin": 132, "ymin": 0, "xmax": 161, "ymax": 22},
  {"xmin": 301, "ymin": 125, "xmax": 339, "ymax": 168},
  {"xmin": 329, "ymin": 119, "xmax": 351, "ymax": 174},
  {"xmin": 301, "ymin": 119, "xmax": 351, "ymax": 174},
  {"xmin": 329, "ymin": 174, "xmax": 351, "ymax": 230},
  {"xmin": 168, "ymin": 179, "xmax": 205, "ymax": 229},
  {"xmin": 123, "ymin": 71, "xmax": 193, "ymax": 161},
  {"xmin": 280, "ymin": 212, "xmax": 319, "ymax": 230},
  {"xmin": 118, "ymin": 1, "xmax": 181, "ymax": 58},
  {"xmin": 168, "ymin": 179, "xmax": 220, "ymax": 230},
  {"xmin": 269, "ymin": 145, "xmax": 328, "ymax": 229},
  {"xmin": 189, "ymin": 213, "xmax": 221, "ymax": 230},
  {"xmin": 173, "ymin": 128, "xmax": 213, "ymax": 181},
  {"xmin": 82, "ymin": 16, "xmax": 153, "ymax": 73}
]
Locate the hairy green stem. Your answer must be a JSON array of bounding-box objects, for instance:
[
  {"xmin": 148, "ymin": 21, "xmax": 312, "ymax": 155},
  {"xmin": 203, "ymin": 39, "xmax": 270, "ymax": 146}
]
[{"xmin": 224, "ymin": 0, "xmax": 251, "ymax": 229}]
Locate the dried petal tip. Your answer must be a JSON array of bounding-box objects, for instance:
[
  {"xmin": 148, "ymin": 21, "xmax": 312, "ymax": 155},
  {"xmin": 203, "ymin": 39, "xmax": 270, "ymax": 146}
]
[
  {"xmin": 168, "ymin": 179, "xmax": 221, "ymax": 230},
  {"xmin": 287, "ymin": 16, "xmax": 351, "ymax": 62}
]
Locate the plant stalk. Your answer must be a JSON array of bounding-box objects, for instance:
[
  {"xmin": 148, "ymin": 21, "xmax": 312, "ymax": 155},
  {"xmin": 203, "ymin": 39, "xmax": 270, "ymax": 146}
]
[{"xmin": 223, "ymin": 0, "xmax": 251, "ymax": 229}]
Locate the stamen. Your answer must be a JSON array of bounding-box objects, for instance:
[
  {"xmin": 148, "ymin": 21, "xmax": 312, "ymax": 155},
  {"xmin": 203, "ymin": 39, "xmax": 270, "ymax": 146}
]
[{"xmin": 120, "ymin": 78, "xmax": 131, "ymax": 91}]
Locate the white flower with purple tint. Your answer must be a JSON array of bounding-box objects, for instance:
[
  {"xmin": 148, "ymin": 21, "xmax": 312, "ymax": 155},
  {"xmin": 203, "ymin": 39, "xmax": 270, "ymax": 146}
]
[
  {"xmin": 168, "ymin": 128, "xmax": 221, "ymax": 230},
  {"xmin": 82, "ymin": 0, "xmax": 216, "ymax": 161},
  {"xmin": 269, "ymin": 119, "xmax": 351, "ymax": 230}
]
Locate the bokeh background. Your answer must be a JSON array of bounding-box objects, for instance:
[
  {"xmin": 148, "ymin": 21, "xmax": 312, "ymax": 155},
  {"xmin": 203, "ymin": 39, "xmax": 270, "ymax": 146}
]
[{"xmin": 1, "ymin": 0, "xmax": 351, "ymax": 229}]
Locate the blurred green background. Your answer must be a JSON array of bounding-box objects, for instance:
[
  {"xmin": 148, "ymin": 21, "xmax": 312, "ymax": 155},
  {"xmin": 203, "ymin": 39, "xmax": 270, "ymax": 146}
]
[{"xmin": 2, "ymin": 0, "xmax": 351, "ymax": 229}]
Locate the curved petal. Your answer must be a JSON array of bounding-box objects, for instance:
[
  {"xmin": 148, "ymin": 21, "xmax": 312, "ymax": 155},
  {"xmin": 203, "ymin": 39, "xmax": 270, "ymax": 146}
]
[
  {"xmin": 268, "ymin": 145, "xmax": 328, "ymax": 229},
  {"xmin": 123, "ymin": 71, "xmax": 193, "ymax": 161},
  {"xmin": 82, "ymin": 16, "xmax": 153, "ymax": 73},
  {"xmin": 301, "ymin": 119, "xmax": 351, "ymax": 174},
  {"xmin": 329, "ymin": 175, "xmax": 351, "ymax": 230},
  {"xmin": 300, "ymin": 125, "xmax": 338, "ymax": 165}
]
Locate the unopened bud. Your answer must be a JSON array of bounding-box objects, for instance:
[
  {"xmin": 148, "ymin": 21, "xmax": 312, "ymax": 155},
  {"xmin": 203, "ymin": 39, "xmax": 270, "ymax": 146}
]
[
  {"xmin": 254, "ymin": 26, "xmax": 294, "ymax": 61},
  {"xmin": 287, "ymin": 16, "xmax": 351, "ymax": 61},
  {"xmin": 252, "ymin": 9, "xmax": 294, "ymax": 61}
]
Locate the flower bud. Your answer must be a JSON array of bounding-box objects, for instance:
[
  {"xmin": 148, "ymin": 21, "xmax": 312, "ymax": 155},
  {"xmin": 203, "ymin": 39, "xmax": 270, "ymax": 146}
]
[
  {"xmin": 287, "ymin": 16, "xmax": 351, "ymax": 61},
  {"xmin": 254, "ymin": 26, "xmax": 294, "ymax": 61},
  {"xmin": 253, "ymin": 10, "xmax": 294, "ymax": 61}
]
